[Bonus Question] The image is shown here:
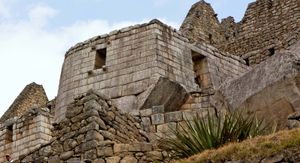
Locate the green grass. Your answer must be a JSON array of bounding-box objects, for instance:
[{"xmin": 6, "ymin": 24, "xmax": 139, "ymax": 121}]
[{"xmin": 176, "ymin": 128, "xmax": 300, "ymax": 163}]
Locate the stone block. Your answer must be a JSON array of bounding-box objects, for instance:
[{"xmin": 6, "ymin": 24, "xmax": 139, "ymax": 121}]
[
  {"xmin": 67, "ymin": 158, "xmax": 81, "ymax": 163},
  {"xmin": 157, "ymin": 122, "xmax": 176, "ymax": 134},
  {"xmin": 82, "ymin": 140, "xmax": 99, "ymax": 151},
  {"xmin": 151, "ymin": 114, "xmax": 164, "ymax": 125},
  {"xmin": 94, "ymin": 158, "xmax": 105, "ymax": 163},
  {"xmin": 65, "ymin": 106, "xmax": 83, "ymax": 119},
  {"xmin": 114, "ymin": 144, "xmax": 130, "ymax": 153},
  {"xmin": 79, "ymin": 122, "xmax": 99, "ymax": 134},
  {"xmin": 97, "ymin": 146, "xmax": 113, "ymax": 157},
  {"xmin": 86, "ymin": 130, "xmax": 104, "ymax": 142},
  {"xmin": 128, "ymin": 143, "xmax": 152, "ymax": 152},
  {"xmin": 165, "ymin": 111, "xmax": 183, "ymax": 122},
  {"xmin": 141, "ymin": 117, "xmax": 151, "ymax": 132},
  {"xmin": 140, "ymin": 108, "xmax": 152, "ymax": 117},
  {"xmin": 60, "ymin": 151, "xmax": 74, "ymax": 160},
  {"xmin": 84, "ymin": 149, "xmax": 97, "ymax": 160},
  {"xmin": 146, "ymin": 151, "xmax": 163, "ymax": 161},
  {"xmin": 152, "ymin": 105, "xmax": 164, "ymax": 114},
  {"xmin": 63, "ymin": 139, "xmax": 77, "ymax": 151},
  {"xmin": 99, "ymin": 130, "xmax": 115, "ymax": 140},
  {"xmin": 106, "ymin": 156, "xmax": 121, "ymax": 163},
  {"xmin": 120, "ymin": 156, "xmax": 138, "ymax": 163}
]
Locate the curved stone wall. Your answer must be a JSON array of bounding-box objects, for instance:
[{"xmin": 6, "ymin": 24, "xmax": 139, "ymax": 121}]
[{"xmin": 55, "ymin": 20, "xmax": 198, "ymax": 122}]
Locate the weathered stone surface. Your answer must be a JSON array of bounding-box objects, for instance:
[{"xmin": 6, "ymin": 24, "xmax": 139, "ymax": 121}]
[
  {"xmin": 66, "ymin": 106, "xmax": 83, "ymax": 119},
  {"xmin": 146, "ymin": 151, "xmax": 163, "ymax": 161},
  {"xmin": 60, "ymin": 151, "xmax": 74, "ymax": 160},
  {"xmin": 151, "ymin": 113, "xmax": 164, "ymax": 125},
  {"xmin": 120, "ymin": 155, "xmax": 138, "ymax": 163},
  {"xmin": 97, "ymin": 147, "xmax": 113, "ymax": 157},
  {"xmin": 106, "ymin": 156, "xmax": 121, "ymax": 163},
  {"xmin": 212, "ymin": 49, "xmax": 300, "ymax": 128},
  {"xmin": 165, "ymin": 111, "xmax": 183, "ymax": 122},
  {"xmin": 84, "ymin": 149, "xmax": 97, "ymax": 160},
  {"xmin": 39, "ymin": 146, "xmax": 52, "ymax": 157},
  {"xmin": 86, "ymin": 130, "xmax": 104, "ymax": 142},
  {"xmin": 82, "ymin": 140, "xmax": 99, "ymax": 151},
  {"xmin": 157, "ymin": 123, "xmax": 176, "ymax": 134},
  {"xmin": 114, "ymin": 144, "xmax": 130, "ymax": 153},
  {"xmin": 112, "ymin": 95, "xmax": 138, "ymax": 113},
  {"xmin": 138, "ymin": 77, "xmax": 189, "ymax": 112}
]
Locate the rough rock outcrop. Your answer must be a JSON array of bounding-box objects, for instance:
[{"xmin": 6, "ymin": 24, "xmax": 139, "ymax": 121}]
[{"xmin": 212, "ymin": 42, "xmax": 300, "ymax": 128}]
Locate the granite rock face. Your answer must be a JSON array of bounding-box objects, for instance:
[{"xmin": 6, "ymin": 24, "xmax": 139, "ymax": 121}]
[{"xmin": 212, "ymin": 42, "xmax": 300, "ymax": 128}]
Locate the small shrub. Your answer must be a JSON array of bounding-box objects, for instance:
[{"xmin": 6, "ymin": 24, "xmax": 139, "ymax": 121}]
[{"xmin": 159, "ymin": 110, "xmax": 272, "ymax": 158}]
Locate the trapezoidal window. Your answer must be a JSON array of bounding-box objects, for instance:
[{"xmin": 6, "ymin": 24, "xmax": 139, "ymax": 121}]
[
  {"xmin": 94, "ymin": 48, "xmax": 106, "ymax": 70},
  {"xmin": 5, "ymin": 125, "xmax": 13, "ymax": 143},
  {"xmin": 192, "ymin": 51, "xmax": 211, "ymax": 89}
]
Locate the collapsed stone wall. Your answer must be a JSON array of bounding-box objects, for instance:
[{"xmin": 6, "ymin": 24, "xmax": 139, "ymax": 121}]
[
  {"xmin": 180, "ymin": 0, "xmax": 300, "ymax": 66},
  {"xmin": 0, "ymin": 107, "xmax": 53, "ymax": 162},
  {"xmin": 0, "ymin": 83, "xmax": 48, "ymax": 123},
  {"xmin": 17, "ymin": 90, "xmax": 170, "ymax": 163}
]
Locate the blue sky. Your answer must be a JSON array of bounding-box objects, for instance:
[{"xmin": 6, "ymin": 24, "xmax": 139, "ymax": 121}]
[{"xmin": 0, "ymin": 0, "xmax": 253, "ymax": 117}]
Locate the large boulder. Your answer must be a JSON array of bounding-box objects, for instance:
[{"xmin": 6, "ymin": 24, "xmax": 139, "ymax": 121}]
[{"xmin": 137, "ymin": 77, "xmax": 189, "ymax": 112}]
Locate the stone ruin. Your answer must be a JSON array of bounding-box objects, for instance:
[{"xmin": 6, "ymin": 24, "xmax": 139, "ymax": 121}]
[{"xmin": 0, "ymin": 0, "xmax": 299, "ymax": 162}]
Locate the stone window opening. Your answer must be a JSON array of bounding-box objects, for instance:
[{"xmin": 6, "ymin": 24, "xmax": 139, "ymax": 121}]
[
  {"xmin": 208, "ymin": 34, "xmax": 213, "ymax": 44},
  {"xmin": 268, "ymin": 47, "xmax": 275, "ymax": 56},
  {"xmin": 5, "ymin": 125, "xmax": 13, "ymax": 143},
  {"xmin": 192, "ymin": 50, "xmax": 211, "ymax": 90},
  {"xmin": 94, "ymin": 48, "xmax": 107, "ymax": 70}
]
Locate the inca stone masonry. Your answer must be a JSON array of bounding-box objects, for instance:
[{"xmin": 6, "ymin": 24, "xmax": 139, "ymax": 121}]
[{"xmin": 0, "ymin": 0, "xmax": 299, "ymax": 162}]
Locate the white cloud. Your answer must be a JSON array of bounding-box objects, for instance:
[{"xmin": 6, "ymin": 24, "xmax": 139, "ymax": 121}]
[
  {"xmin": 0, "ymin": 2, "xmax": 181, "ymax": 117},
  {"xmin": 28, "ymin": 4, "xmax": 58, "ymax": 27}
]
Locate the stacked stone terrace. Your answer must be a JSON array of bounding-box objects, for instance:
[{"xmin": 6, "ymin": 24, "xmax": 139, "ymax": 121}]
[
  {"xmin": 56, "ymin": 19, "xmax": 249, "ymax": 122},
  {"xmin": 18, "ymin": 90, "xmax": 170, "ymax": 162}
]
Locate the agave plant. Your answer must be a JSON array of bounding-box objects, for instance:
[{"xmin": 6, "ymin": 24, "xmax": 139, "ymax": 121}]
[{"xmin": 160, "ymin": 110, "xmax": 272, "ymax": 158}]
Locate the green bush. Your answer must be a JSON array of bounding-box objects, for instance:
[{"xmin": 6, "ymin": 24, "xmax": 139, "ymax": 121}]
[{"xmin": 160, "ymin": 110, "xmax": 273, "ymax": 158}]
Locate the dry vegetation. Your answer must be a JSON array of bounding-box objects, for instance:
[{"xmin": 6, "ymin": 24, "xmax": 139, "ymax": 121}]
[{"xmin": 176, "ymin": 128, "xmax": 300, "ymax": 163}]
